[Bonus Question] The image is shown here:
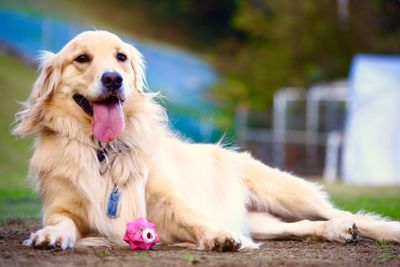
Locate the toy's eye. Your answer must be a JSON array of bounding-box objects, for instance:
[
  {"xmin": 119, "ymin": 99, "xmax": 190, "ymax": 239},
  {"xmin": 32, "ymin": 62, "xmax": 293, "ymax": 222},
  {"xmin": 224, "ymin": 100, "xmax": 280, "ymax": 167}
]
[
  {"xmin": 75, "ymin": 54, "xmax": 90, "ymax": 63},
  {"xmin": 117, "ymin": 53, "xmax": 127, "ymax": 62},
  {"xmin": 142, "ymin": 229, "xmax": 155, "ymax": 243}
]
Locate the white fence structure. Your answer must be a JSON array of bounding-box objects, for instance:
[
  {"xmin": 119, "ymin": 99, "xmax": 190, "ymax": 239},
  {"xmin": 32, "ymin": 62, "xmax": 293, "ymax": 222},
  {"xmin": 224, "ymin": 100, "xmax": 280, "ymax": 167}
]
[{"xmin": 237, "ymin": 81, "xmax": 348, "ymax": 178}]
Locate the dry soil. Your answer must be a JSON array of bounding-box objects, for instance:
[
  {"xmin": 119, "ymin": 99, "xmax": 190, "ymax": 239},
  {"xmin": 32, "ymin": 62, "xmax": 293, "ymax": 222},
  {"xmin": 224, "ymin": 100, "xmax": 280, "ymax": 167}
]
[{"xmin": 1, "ymin": 221, "xmax": 399, "ymax": 267}]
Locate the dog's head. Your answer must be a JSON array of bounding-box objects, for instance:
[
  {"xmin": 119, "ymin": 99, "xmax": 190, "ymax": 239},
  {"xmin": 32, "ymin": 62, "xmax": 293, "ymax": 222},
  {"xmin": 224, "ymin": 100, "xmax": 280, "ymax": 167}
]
[{"xmin": 13, "ymin": 31, "xmax": 145, "ymax": 142}]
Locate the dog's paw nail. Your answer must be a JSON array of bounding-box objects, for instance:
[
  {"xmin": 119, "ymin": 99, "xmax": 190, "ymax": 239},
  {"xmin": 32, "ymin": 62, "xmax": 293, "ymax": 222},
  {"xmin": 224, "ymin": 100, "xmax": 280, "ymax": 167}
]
[
  {"xmin": 234, "ymin": 240, "xmax": 242, "ymax": 251},
  {"xmin": 55, "ymin": 237, "xmax": 62, "ymax": 247}
]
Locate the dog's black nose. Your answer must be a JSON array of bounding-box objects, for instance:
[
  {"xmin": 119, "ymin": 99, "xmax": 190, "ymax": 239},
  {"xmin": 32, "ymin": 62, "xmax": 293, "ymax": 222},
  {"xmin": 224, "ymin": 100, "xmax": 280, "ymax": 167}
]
[{"xmin": 101, "ymin": 72, "xmax": 123, "ymax": 90}]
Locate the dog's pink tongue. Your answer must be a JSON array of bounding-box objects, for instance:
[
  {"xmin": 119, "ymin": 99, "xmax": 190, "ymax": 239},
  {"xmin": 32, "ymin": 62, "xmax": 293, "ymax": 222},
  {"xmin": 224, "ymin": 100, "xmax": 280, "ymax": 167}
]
[{"xmin": 92, "ymin": 101, "xmax": 125, "ymax": 143}]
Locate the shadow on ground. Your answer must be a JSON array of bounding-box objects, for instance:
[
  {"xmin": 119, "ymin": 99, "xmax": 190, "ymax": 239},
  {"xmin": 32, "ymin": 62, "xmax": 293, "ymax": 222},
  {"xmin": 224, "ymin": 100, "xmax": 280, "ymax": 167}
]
[{"xmin": 1, "ymin": 221, "xmax": 399, "ymax": 267}]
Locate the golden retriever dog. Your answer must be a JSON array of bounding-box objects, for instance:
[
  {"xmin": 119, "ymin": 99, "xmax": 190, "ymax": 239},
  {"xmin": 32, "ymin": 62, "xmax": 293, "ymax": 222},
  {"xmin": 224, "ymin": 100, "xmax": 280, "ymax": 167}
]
[{"xmin": 13, "ymin": 31, "xmax": 400, "ymax": 251}]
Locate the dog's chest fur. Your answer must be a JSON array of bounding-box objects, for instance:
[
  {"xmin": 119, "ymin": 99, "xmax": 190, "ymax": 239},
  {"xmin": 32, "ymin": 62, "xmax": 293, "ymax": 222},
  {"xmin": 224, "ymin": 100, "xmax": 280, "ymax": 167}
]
[{"xmin": 31, "ymin": 131, "xmax": 150, "ymax": 243}]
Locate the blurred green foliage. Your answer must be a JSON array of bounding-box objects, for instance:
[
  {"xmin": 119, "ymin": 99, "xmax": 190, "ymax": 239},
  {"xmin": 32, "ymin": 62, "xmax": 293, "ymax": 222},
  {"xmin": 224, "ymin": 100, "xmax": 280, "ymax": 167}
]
[
  {"xmin": 213, "ymin": 0, "xmax": 400, "ymax": 112},
  {"xmin": 124, "ymin": 0, "xmax": 238, "ymax": 45}
]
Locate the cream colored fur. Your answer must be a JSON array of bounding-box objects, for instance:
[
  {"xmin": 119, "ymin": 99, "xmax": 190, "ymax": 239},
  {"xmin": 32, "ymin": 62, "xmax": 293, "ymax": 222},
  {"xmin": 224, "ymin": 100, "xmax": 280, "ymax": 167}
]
[{"xmin": 14, "ymin": 31, "xmax": 400, "ymax": 251}]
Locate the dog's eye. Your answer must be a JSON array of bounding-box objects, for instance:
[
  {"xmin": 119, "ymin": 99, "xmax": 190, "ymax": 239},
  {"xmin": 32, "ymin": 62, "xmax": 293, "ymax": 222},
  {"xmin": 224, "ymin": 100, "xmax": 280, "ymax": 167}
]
[
  {"xmin": 117, "ymin": 53, "xmax": 127, "ymax": 62},
  {"xmin": 75, "ymin": 54, "xmax": 90, "ymax": 63}
]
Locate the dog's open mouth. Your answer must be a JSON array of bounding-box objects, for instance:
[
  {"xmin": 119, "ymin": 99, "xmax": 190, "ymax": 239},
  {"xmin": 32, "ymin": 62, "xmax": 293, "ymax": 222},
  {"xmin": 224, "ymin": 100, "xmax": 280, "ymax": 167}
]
[{"xmin": 73, "ymin": 94, "xmax": 125, "ymax": 143}]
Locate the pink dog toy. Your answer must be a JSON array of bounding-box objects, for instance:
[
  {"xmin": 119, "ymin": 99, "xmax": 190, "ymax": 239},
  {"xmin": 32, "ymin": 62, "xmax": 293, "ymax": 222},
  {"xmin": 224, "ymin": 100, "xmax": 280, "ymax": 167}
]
[{"xmin": 123, "ymin": 217, "xmax": 159, "ymax": 250}]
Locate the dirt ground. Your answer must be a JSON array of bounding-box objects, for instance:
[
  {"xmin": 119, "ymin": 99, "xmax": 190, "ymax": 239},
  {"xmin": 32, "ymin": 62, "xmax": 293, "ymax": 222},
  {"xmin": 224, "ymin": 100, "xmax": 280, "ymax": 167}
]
[{"xmin": 1, "ymin": 221, "xmax": 399, "ymax": 267}]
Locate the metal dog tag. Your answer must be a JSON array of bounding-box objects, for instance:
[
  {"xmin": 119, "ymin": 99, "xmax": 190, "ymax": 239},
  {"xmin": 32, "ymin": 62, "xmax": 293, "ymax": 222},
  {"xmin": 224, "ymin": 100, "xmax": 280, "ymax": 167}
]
[{"xmin": 107, "ymin": 188, "xmax": 121, "ymax": 218}]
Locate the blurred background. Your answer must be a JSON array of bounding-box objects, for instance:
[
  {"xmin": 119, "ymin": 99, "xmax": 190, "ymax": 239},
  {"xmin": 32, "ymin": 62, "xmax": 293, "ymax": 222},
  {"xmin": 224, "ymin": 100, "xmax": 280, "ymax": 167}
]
[{"xmin": 0, "ymin": 0, "xmax": 399, "ymax": 222}]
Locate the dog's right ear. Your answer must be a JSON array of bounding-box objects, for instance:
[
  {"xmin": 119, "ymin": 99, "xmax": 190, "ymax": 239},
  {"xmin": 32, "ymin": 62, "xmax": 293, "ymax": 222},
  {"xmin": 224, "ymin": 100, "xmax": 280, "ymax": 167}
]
[
  {"xmin": 128, "ymin": 45, "xmax": 146, "ymax": 93},
  {"xmin": 12, "ymin": 51, "xmax": 61, "ymax": 137}
]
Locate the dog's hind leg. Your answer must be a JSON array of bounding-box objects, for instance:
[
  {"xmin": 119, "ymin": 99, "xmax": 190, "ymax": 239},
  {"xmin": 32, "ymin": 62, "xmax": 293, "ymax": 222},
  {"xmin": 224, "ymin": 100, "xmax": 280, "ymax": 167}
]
[
  {"xmin": 236, "ymin": 152, "xmax": 400, "ymax": 243},
  {"xmin": 248, "ymin": 212, "xmax": 358, "ymax": 243},
  {"xmin": 237, "ymin": 152, "xmax": 335, "ymax": 221}
]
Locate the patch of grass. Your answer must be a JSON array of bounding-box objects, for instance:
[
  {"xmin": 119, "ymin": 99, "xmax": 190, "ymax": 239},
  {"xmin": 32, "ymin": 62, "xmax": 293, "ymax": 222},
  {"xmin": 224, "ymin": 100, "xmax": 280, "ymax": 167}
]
[
  {"xmin": 273, "ymin": 255, "xmax": 284, "ymax": 263},
  {"xmin": 378, "ymin": 252, "xmax": 400, "ymax": 263},
  {"xmin": 137, "ymin": 251, "xmax": 148, "ymax": 261},
  {"xmin": 310, "ymin": 245, "xmax": 319, "ymax": 254},
  {"xmin": 304, "ymin": 236, "xmax": 312, "ymax": 242},
  {"xmin": 258, "ymin": 255, "xmax": 272, "ymax": 262},
  {"xmin": 325, "ymin": 183, "xmax": 400, "ymax": 220},
  {"xmin": 182, "ymin": 253, "xmax": 200, "ymax": 264},
  {"xmin": 375, "ymin": 241, "xmax": 393, "ymax": 249},
  {"xmin": 331, "ymin": 195, "xmax": 400, "ymax": 220},
  {"xmin": 0, "ymin": 54, "xmax": 39, "ymax": 223},
  {"xmin": 0, "ymin": 188, "xmax": 41, "ymax": 223},
  {"xmin": 98, "ymin": 251, "xmax": 108, "ymax": 257}
]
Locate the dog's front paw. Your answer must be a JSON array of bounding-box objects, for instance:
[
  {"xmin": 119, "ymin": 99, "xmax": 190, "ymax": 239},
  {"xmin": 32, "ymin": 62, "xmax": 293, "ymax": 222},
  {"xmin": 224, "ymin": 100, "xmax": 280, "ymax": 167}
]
[
  {"xmin": 23, "ymin": 225, "xmax": 76, "ymax": 249},
  {"xmin": 198, "ymin": 230, "xmax": 242, "ymax": 252}
]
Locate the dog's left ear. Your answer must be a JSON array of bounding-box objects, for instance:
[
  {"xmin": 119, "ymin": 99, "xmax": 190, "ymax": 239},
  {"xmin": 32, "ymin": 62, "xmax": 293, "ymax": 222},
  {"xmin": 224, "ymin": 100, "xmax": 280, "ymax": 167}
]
[
  {"xmin": 128, "ymin": 45, "xmax": 146, "ymax": 92},
  {"xmin": 13, "ymin": 51, "xmax": 61, "ymax": 136}
]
